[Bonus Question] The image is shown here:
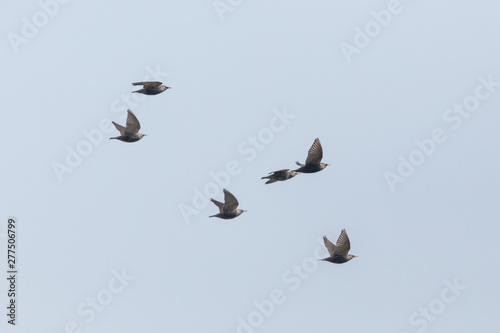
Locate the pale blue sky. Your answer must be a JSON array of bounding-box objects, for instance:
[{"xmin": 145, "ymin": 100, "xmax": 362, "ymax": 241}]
[{"xmin": 2, "ymin": 1, "xmax": 500, "ymax": 332}]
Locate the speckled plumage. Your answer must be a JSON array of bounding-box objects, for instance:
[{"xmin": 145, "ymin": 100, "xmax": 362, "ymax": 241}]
[
  {"xmin": 261, "ymin": 169, "xmax": 299, "ymax": 184},
  {"xmin": 132, "ymin": 81, "xmax": 170, "ymax": 95}
]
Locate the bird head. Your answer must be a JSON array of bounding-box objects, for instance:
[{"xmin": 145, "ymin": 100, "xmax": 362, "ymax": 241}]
[
  {"xmin": 161, "ymin": 85, "xmax": 171, "ymax": 91},
  {"xmin": 348, "ymin": 254, "xmax": 358, "ymax": 260},
  {"xmin": 138, "ymin": 134, "xmax": 147, "ymax": 139},
  {"xmin": 321, "ymin": 163, "xmax": 331, "ymax": 169},
  {"xmin": 237, "ymin": 209, "xmax": 247, "ymax": 216}
]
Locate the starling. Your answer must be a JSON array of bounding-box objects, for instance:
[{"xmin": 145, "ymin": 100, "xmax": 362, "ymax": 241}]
[
  {"xmin": 131, "ymin": 81, "xmax": 170, "ymax": 95},
  {"xmin": 209, "ymin": 189, "xmax": 247, "ymax": 219},
  {"xmin": 321, "ymin": 229, "xmax": 357, "ymax": 264},
  {"xmin": 261, "ymin": 169, "xmax": 299, "ymax": 184},
  {"xmin": 109, "ymin": 109, "xmax": 147, "ymax": 143},
  {"xmin": 294, "ymin": 138, "xmax": 330, "ymax": 173}
]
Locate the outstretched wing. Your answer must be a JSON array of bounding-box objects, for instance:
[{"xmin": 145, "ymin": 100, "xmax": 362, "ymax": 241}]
[
  {"xmin": 125, "ymin": 110, "xmax": 141, "ymax": 135},
  {"xmin": 112, "ymin": 122, "xmax": 126, "ymax": 136},
  {"xmin": 334, "ymin": 229, "xmax": 351, "ymax": 257},
  {"xmin": 305, "ymin": 138, "xmax": 323, "ymax": 165},
  {"xmin": 210, "ymin": 198, "xmax": 224, "ymax": 213},
  {"xmin": 270, "ymin": 169, "xmax": 290, "ymax": 175},
  {"xmin": 132, "ymin": 81, "xmax": 162, "ymax": 87},
  {"xmin": 223, "ymin": 189, "xmax": 239, "ymax": 211},
  {"xmin": 323, "ymin": 235, "xmax": 336, "ymax": 257}
]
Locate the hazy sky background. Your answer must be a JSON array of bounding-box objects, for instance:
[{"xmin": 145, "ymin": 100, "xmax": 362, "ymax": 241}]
[{"xmin": 2, "ymin": 1, "xmax": 500, "ymax": 332}]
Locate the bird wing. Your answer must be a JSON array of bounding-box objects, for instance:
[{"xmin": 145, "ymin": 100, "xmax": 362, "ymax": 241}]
[
  {"xmin": 112, "ymin": 122, "xmax": 126, "ymax": 136},
  {"xmin": 223, "ymin": 189, "xmax": 239, "ymax": 211},
  {"xmin": 305, "ymin": 138, "xmax": 323, "ymax": 165},
  {"xmin": 210, "ymin": 198, "xmax": 224, "ymax": 213},
  {"xmin": 335, "ymin": 229, "xmax": 351, "ymax": 257},
  {"xmin": 323, "ymin": 235, "xmax": 337, "ymax": 257},
  {"xmin": 270, "ymin": 169, "xmax": 290, "ymax": 175},
  {"xmin": 124, "ymin": 110, "xmax": 141, "ymax": 135},
  {"xmin": 132, "ymin": 81, "xmax": 162, "ymax": 87}
]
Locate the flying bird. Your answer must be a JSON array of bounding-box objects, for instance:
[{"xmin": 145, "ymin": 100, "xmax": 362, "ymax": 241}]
[
  {"xmin": 321, "ymin": 229, "xmax": 357, "ymax": 264},
  {"xmin": 131, "ymin": 81, "xmax": 170, "ymax": 95},
  {"xmin": 294, "ymin": 138, "xmax": 330, "ymax": 173},
  {"xmin": 110, "ymin": 109, "xmax": 147, "ymax": 143},
  {"xmin": 261, "ymin": 169, "xmax": 299, "ymax": 184},
  {"xmin": 209, "ymin": 189, "xmax": 246, "ymax": 219}
]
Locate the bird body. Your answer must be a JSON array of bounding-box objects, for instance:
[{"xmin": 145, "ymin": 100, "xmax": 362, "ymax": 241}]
[
  {"xmin": 321, "ymin": 255, "xmax": 353, "ymax": 264},
  {"xmin": 209, "ymin": 189, "xmax": 246, "ymax": 219},
  {"xmin": 110, "ymin": 135, "xmax": 144, "ymax": 143},
  {"xmin": 209, "ymin": 207, "xmax": 245, "ymax": 219},
  {"xmin": 321, "ymin": 229, "xmax": 357, "ymax": 264},
  {"xmin": 132, "ymin": 81, "xmax": 170, "ymax": 95},
  {"xmin": 294, "ymin": 162, "xmax": 329, "ymax": 173},
  {"xmin": 110, "ymin": 110, "xmax": 147, "ymax": 143},
  {"xmin": 294, "ymin": 138, "xmax": 330, "ymax": 173},
  {"xmin": 261, "ymin": 169, "xmax": 299, "ymax": 184}
]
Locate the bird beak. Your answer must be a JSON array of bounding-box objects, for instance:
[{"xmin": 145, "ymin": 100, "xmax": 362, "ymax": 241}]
[
  {"xmin": 327, "ymin": 164, "xmax": 331, "ymax": 166},
  {"xmin": 353, "ymin": 255, "xmax": 358, "ymax": 258}
]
